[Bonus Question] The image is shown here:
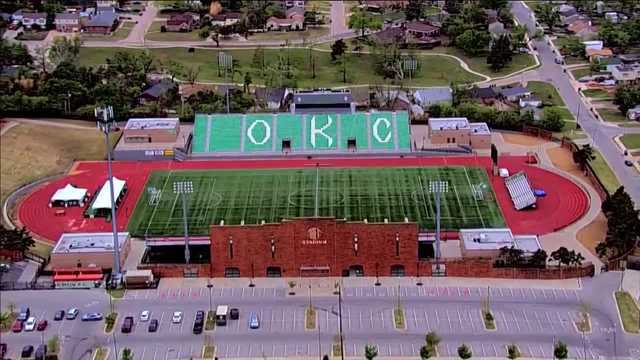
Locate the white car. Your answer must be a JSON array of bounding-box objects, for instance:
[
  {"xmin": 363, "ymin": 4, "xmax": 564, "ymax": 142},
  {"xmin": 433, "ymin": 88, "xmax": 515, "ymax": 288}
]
[
  {"xmin": 172, "ymin": 311, "xmax": 182, "ymax": 324},
  {"xmin": 24, "ymin": 317, "xmax": 37, "ymax": 331},
  {"xmin": 140, "ymin": 310, "xmax": 150, "ymax": 322}
]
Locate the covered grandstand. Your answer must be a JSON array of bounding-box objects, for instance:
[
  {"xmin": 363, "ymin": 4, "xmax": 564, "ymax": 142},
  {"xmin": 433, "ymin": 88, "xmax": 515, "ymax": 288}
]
[
  {"xmin": 504, "ymin": 171, "xmax": 537, "ymax": 210},
  {"xmin": 191, "ymin": 111, "xmax": 411, "ymax": 155}
]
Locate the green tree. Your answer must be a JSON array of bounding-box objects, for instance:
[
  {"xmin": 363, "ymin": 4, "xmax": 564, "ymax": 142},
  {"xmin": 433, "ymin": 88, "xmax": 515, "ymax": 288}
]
[
  {"xmin": 572, "ymin": 144, "xmax": 596, "ymax": 170},
  {"xmin": 331, "ymin": 39, "xmax": 347, "ymax": 61},
  {"xmin": 487, "ymin": 34, "xmax": 513, "ymax": 71},
  {"xmin": 48, "ymin": 36, "xmax": 82, "ymax": 67},
  {"xmin": 507, "ymin": 344, "xmax": 521, "ymax": 359},
  {"xmin": 457, "ymin": 344, "xmax": 472, "ymax": 359},
  {"xmin": 553, "ymin": 341, "xmax": 568, "ymax": 359},
  {"xmin": 0, "ymin": 226, "xmax": 35, "ymax": 256},
  {"xmin": 425, "ymin": 331, "xmax": 441, "ymax": 349},
  {"xmin": 121, "ymin": 348, "xmax": 134, "ymax": 360},
  {"xmin": 252, "ymin": 47, "xmax": 265, "ymax": 78},
  {"xmin": 364, "ymin": 344, "xmax": 378, "ymax": 360},
  {"xmin": 163, "ymin": 60, "xmax": 184, "ymax": 82},
  {"xmin": 184, "ymin": 66, "xmax": 200, "ymax": 84},
  {"xmin": 348, "ymin": 8, "xmax": 382, "ymax": 37},
  {"xmin": 599, "ymin": 20, "xmax": 631, "ymax": 48},
  {"xmin": 480, "ymin": 0, "xmax": 508, "ymax": 9},
  {"xmin": 528, "ymin": 249, "xmax": 548, "ymax": 268},
  {"xmin": 535, "ymin": 3, "xmax": 561, "ymax": 30},
  {"xmin": 541, "ymin": 107, "xmax": 564, "ymax": 132},
  {"xmin": 243, "ymin": 72, "xmax": 252, "ymax": 93},
  {"xmin": 405, "ymin": 0, "xmax": 423, "ymax": 21},
  {"xmin": 511, "ymin": 24, "xmax": 528, "ymax": 49},
  {"xmin": 613, "ymin": 85, "xmax": 640, "ymax": 114},
  {"xmin": 456, "ymin": 30, "xmax": 490, "ymax": 56},
  {"xmin": 597, "ymin": 186, "xmax": 640, "ymax": 259},
  {"xmin": 560, "ymin": 36, "xmax": 586, "ymax": 58},
  {"xmin": 198, "ymin": 27, "xmax": 210, "ymax": 40},
  {"xmin": 550, "ymin": 247, "xmax": 572, "ymax": 267},
  {"xmin": 48, "ymin": 335, "xmax": 59, "ymax": 354},
  {"xmin": 420, "ymin": 345, "xmax": 434, "ymax": 359}
]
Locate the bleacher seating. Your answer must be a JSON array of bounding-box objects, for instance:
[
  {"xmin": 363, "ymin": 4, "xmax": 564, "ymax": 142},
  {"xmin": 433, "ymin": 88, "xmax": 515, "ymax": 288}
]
[{"xmin": 504, "ymin": 171, "xmax": 537, "ymax": 210}]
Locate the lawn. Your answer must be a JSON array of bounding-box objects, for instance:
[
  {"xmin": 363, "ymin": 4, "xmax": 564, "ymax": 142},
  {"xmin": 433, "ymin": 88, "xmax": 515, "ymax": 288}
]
[
  {"xmin": 248, "ymin": 27, "xmax": 329, "ymax": 42},
  {"xmin": 549, "ymin": 106, "xmax": 575, "ymax": 120},
  {"xmin": 620, "ymin": 134, "xmax": 640, "ymax": 149},
  {"xmin": 598, "ymin": 108, "xmax": 628, "ymax": 123},
  {"xmin": 527, "ymin": 81, "xmax": 565, "ymax": 107},
  {"xmin": 582, "ymin": 89, "xmax": 612, "ymax": 99},
  {"xmin": 128, "ymin": 167, "xmax": 505, "ymax": 237},
  {"xmin": 81, "ymin": 21, "xmax": 134, "ymax": 41},
  {"xmin": 77, "ymin": 47, "xmax": 484, "ymax": 87},
  {"xmin": 554, "ymin": 120, "xmax": 587, "ymax": 140},
  {"xmin": 615, "ymin": 291, "xmax": 639, "ymax": 334},
  {"xmin": 571, "ymin": 67, "xmax": 594, "ymax": 80},
  {"xmin": 145, "ymin": 21, "xmax": 202, "ymax": 41},
  {"xmin": 589, "ymin": 150, "xmax": 621, "ymax": 194},
  {"xmin": 436, "ymin": 47, "xmax": 537, "ymax": 78}
]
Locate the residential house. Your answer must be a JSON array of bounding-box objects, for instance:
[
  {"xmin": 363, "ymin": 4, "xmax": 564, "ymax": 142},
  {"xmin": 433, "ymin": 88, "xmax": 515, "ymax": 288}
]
[
  {"xmin": 290, "ymin": 90, "xmax": 355, "ymax": 114},
  {"xmin": 627, "ymin": 105, "xmax": 640, "ymax": 121},
  {"xmin": 286, "ymin": 6, "xmax": 305, "ymax": 19},
  {"xmin": 498, "ymin": 86, "xmax": 531, "ymax": 102},
  {"xmin": 520, "ymin": 105, "xmax": 543, "ymax": 121},
  {"xmin": 138, "ymin": 80, "xmax": 177, "ymax": 104},
  {"xmin": 266, "ymin": 13, "xmax": 304, "ymax": 31},
  {"xmin": 166, "ymin": 14, "xmax": 193, "ymax": 32},
  {"xmin": 567, "ymin": 19, "xmax": 597, "ymax": 39},
  {"xmin": 255, "ymin": 87, "xmax": 287, "ymax": 111},
  {"xmin": 84, "ymin": 11, "xmax": 118, "ymax": 33},
  {"xmin": 586, "ymin": 48, "xmax": 613, "ymax": 62},
  {"xmin": 375, "ymin": 21, "xmax": 441, "ymax": 49},
  {"xmin": 619, "ymin": 54, "xmax": 640, "ymax": 64},
  {"xmin": 96, "ymin": 6, "xmax": 116, "ymax": 15},
  {"xmin": 22, "ymin": 12, "xmax": 47, "ymax": 29},
  {"xmin": 604, "ymin": 57, "xmax": 623, "ymax": 73},
  {"xmin": 557, "ymin": 4, "xmax": 577, "ymax": 20},
  {"xmin": 611, "ymin": 64, "xmax": 640, "ymax": 84},
  {"xmin": 488, "ymin": 21, "xmax": 505, "ymax": 37},
  {"xmin": 518, "ymin": 96, "xmax": 542, "ymax": 108},
  {"xmin": 11, "ymin": 10, "xmax": 24, "ymax": 23},
  {"xmin": 605, "ymin": 12, "xmax": 627, "ymax": 24},
  {"xmin": 405, "ymin": 21, "xmax": 440, "ymax": 39},
  {"xmin": 375, "ymin": 89, "xmax": 411, "ymax": 112},
  {"xmin": 470, "ymin": 86, "xmax": 498, "ymax": 104},
  {"xmin": 96, "ymin": 0, "xmax": 116, "ymax": 7},
  {"xmin": 284, "ymin": 0, "xmax": 306, "ymax": 8},
  {"xmin": 178, "ymin": 83, "xmax": 215, "ymax": 100},
  {"xmin": 210, "ymin": 12, "xmax": 241, "ymax": 27},
  {"xmin": 55, "ymin": 13, "xmax": 80, "ymax": 32},
  {"xmin": 413, "ymin": 87, "xmax": 453, "ymax": 108},
  {"xmin": 361, "ymin": 0, "xmax": 408, "ymax": 12},
  {"xmin": 583, "ymin": 40, "xmax": 603, "ymax": 51}
]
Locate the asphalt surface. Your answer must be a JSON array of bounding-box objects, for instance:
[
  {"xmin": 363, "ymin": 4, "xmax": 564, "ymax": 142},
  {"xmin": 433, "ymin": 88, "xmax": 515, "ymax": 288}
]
[
  {"xmin": 2, "ymin": 272, "xmax": 638, "ymax": 359},
  {"xmin": 510, "ymin": 1, "xmax": 640, "ymax": 206}
]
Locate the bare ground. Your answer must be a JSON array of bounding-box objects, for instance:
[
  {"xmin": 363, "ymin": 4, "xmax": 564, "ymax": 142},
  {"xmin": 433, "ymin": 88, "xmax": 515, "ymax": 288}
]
[{"xmin": 502, "ymin": 133, "xmax": 549, "ymax": 146}]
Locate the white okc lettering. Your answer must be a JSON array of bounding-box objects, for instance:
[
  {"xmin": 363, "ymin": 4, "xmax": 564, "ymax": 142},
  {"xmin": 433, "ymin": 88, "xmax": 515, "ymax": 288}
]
[
  {"xmin": 246, "ymin": 119, "xmax": 271, "ymax": 145},
  {"xmin": 310, "ymin": 116, "xmax": 333, "ymax": 148},
  {"xmin": 372, "ymin": 117, "xmax": 392, "ymax": 143}
]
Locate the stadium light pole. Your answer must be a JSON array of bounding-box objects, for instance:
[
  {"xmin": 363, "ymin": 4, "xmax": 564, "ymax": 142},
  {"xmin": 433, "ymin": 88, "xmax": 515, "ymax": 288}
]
[
  {"xmin": 95, "ymin": 106, "xmax": 122, "ymax": 279},
  {"xmin": 429, "ymin": 180, "xmax": 449, "ymax": 275},
  {"xmin": 173, "ymin": 180, "xmax": 194, "ymax": 265}
]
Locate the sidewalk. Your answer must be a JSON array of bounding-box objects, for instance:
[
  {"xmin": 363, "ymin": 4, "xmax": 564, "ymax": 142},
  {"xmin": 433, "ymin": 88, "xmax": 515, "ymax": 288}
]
[{"xmin": 157, "ymin": 276, "xmax": 581, "ymax": 291}]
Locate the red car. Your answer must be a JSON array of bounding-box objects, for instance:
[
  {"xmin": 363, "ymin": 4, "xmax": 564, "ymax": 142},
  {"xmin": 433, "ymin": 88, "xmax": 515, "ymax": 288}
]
[
  {"xmin": 36, "ymin": 319, "xmax": 48, "ymax": 331},
  {"xmin": 11, "ymin": 319, "xmax": 23, "ymax": 332}
]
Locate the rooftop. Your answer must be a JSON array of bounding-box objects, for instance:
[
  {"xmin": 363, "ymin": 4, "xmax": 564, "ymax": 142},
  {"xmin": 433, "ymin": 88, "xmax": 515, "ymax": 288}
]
[
  {"xmin": 414, "ymin": 87, "xmax": 452, "ymax": 102},
  {"xmin": 469, "ymin": 122, "xmax": 490, "ymax": 135},
  {"xmin": 294, "ymin": 91, "xmax": 354, "ymax": 105},
  {"xmin": 460, "ymin": 228, "xmax": 514, "ymax": 250},
  {"xmin": 498, "ymin": 86, "xmax": 530, "ymax": 97},
  {"xmin": 87, "ymin": 11, "xmax": 117, "ymax": 27},
  {"xmin": 406, "ymin": 21, "xmax": 440, "ymax": 33},
  {"xmin": 428, "ymin": 117, "xmax": 470, "ymax": 131},
  {"xmin": 53, "ymin": 232, "xmax": 129, "ymax": 253},
  {"xmin": 125, "ymin": 118, "xmax": 180, "ymax": 130}
]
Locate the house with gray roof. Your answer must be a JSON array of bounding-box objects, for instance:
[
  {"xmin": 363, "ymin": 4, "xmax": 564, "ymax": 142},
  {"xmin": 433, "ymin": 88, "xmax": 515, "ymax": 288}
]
[
  {"xmin": 498, "ymin": 86, "xmax": 531, "ymax": 102},
  {"xmin": 413, "ymin": 87, "xmax": 452, "ymax": 108},
  {"xmin": 85, "ymin": 10, "xmax": 117, "ymax": 34},
  {"xmin": 138, "ymin": 80, "xmax": 177, "ymax": 104}
]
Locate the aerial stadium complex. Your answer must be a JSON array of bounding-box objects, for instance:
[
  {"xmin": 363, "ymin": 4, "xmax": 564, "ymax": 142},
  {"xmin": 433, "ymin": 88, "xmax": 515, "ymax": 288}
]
[{"xmin": 16, "ymin": 110, "xmax": 590, "ymax": 278}]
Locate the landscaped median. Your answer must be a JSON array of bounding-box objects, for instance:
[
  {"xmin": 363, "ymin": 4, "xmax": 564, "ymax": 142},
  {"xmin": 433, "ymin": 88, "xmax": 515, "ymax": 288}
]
[
  {"xmin": 620, "ymin": 134, "xmax": 640, "ymax": 150},
  {"xmin": 93, "ymin": 347, "xmax": 109, "ymax": 360},
  {"xmin": 615, "ymin": 291, "xmax": 640, "ymax": 334},
  {"xmin": 205, "ymin": 310, "xmax": 215, "ymax": 331},
  {"xmin": 104, "ymin": 312, "xmax": 118, "ymax": 333},
  {"xmin": 393, "ymin": 306, "xmax": 406, "ymax": 330},
  {"xmin": 305, "ymin": 306, "xmax": 317, "ymax": 330}
]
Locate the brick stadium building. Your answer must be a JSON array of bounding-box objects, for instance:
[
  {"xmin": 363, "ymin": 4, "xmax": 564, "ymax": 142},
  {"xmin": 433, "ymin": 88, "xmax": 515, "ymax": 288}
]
[{"xmin": 210, "ymin": 218, "xmax": 418, "ymax": 278}]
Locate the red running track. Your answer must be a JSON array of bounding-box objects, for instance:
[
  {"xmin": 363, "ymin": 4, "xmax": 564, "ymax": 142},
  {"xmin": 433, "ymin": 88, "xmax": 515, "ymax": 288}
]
[{"xmin": 17, "ymin": 156, "xmax": 589, "ymax": 243}]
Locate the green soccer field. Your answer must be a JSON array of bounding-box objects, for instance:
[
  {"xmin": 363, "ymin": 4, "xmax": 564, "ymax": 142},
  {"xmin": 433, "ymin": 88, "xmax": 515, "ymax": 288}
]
[{"xmin": 127, "ymin": 167, "xmax": 505, "ymax": 237}]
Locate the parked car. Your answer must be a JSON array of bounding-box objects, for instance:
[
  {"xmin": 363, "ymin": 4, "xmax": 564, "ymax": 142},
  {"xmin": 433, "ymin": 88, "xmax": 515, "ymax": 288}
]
[
  {"xmin": 0, "ymin": 343, "xmax": 7, "ymax": 358},
  {"xmin": 230, "ymin": 308, "xmax": 239, "ymax": 320},
  {"xmin": 624, "ymin": 160, "xmax": 634, "ymax": 167},
  {"xmin": 248, "ymin": 312, "xmax": 259, "ymax": 329},
  {"xmin": 24, "ymin": 317, "xmax": 36, "ymax": 331},
  {"xmin": 140, "ymin": 310, "xmax": 150, "ymax": 322},
  {"xmin": 148, "ymin": 319, "xmax": 158, "ymax": 332},
  {"xmin": 35, "ymin": 344, "xmax": 47, "ymax": 360},
  {"xmin": 82, "ymin": 313, "xmax": 103, "ymax": 321},
  {"xmin": 12, "ymin": 319, "xmax": 23, "ymax": 332},
  {"xmin": 54, "ymin": 310, "xmax": 65, "ymax": 321},
  {"xmin": 17, "ymin": 306, "xmax": 30, "ymax": 321},
  {"xmin": 36, "ymin": 319, "xmax": 48, "ymax": 331},
  {"xmin": 172, "ymin": 311, "xmax": 182, "ymax": 324},
  {"xmin": 195, "ymin": 310, "xmax": 205, "ymax": 321},
  {"xmin": 21, "ymin": 345, "xmax": 34, "ymax": 358},
  {"xmin": 0, "ymin": 263, "xmax": 9, "ymax": 272},
  {"xmin": 193, "ymin": 311, "xmax": 204, "ymax": 334},
  {"xmin": 66, "ymin": 308, "xmax": 79, "ymax": 320},
  {"xmin": 121, "ymin": 316, "xmax": 134, "ymax": 333}
]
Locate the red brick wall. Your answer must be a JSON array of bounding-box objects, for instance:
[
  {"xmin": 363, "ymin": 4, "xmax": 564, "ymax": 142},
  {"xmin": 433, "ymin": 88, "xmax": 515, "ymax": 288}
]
[
  {"xmin": 210, "ymin": 218, "xmax": 419, "ymax": 277},
  {"xmin": 427, "ymin": 258, "xmax": 594, "ymax": 279},
  {"xmin": 137, "ymin": 263, "xmax": 211, "ymax": 278}
]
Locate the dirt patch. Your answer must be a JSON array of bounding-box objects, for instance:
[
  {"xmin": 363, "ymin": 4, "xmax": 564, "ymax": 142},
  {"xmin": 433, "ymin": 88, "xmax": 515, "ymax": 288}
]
[
  {"xmin": 576, "ymin": 212, "xmax": 607, "ymax": 257},
  {"xmin": 546, "ymin": 146, "xmax": 584, "ymax": 178},
  {"xmin": 502, "ymin": 133, "xmax": 549, "ymax": 146}
]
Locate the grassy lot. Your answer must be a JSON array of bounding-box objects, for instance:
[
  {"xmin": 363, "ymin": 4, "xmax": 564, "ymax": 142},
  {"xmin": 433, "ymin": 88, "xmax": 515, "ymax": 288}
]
[
  {"xmin": 599, "ymin": 108, "xmax": 628, "ymax": 122},
  {"xmin": 78, "ymin": 47, "xmax": 483, "ymax": 87},
  {"xmin": 15, "ymin": 31, "xmax": 49, "ymax": 41},
  {"xmin": 305, "ymin": 307, "xmax": 316, "ymax": 330},
  {"xmin": 249, "ymin": 27, "xmax": 329, "ymax": 42},
  {"xmin": 582, "ymin": 89, "xmax": 612, "ymax": 99},
  {"xmin": 620, "ymin": 122, "xmax": 640, "ymax": 128},
  {"xmin": 590, "ymin": 149, "xmax": 621, "ymax": 194},
  {"xmin": 145, "ymin": 21, "xmax": 202, "ymax": 41},
  {"xmin": 527, "ymin": 81, "xmax": 565, "ymax": 106},
  {"xmin": 81, "ymin": 21, "xmax": 134, "ymax": 41},
  {"xmin": 615, "ymin": 292, "xmax": 639, "ymax": 334},
  {"xmin": 436, "ymin": 47, "xmax": 537, "ymax": 78},
  {"xmin": 549, "ymin": 106, "xmax": 575, "ymax": 120},
  {"xmin": 571, "ymin": 67, "xmax": 593, "ymax": 80},
  {"xmin": 620, "ymin": 134, "xmax": 640, "ymax": 149}
]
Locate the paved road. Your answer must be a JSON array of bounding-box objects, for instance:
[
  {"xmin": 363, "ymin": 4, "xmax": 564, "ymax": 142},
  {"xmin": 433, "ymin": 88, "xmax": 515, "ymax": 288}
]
[
  {"xmin": 2, "ymin": 273, "xmax": 638, "ymax": 359},
  {"xmin": 122, "ymin": 2, "xmax": 158, "ymax": 45},
  {"xmin": 510, "ymin": 1, "xmax": 640, "ymax": 206},
  {"xmin": 330, "ymin": 1, "xmax": 349, "ymax": 37}
]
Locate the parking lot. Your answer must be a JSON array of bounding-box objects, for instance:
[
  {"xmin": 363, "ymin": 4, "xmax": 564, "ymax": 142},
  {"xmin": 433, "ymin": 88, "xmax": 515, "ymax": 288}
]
[{"xmin": 123, "ymin": 286, "xmax": 287, "ymax": 302}]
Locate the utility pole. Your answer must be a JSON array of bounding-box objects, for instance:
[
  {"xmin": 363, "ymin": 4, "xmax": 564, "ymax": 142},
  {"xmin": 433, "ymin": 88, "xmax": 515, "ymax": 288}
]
[
  {"xmin": 337, "ymin": 283, "xmax": 344, "ymax": 360},
  {"xmin": 95, "ymin": 106, "xmax": 121, "ymax": 279},
  {"xmin": 429, "ymin": 180, "xmax": 449, "ymax": 276},
  {"xmin": 173, "ymin": 181, "xmax": 194, "ymax": 266}
]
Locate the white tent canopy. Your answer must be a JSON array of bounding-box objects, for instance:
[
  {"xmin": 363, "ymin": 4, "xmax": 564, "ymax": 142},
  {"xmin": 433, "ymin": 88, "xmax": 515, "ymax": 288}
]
[
  {"xmin": 50, "ymin": 184, "xmax": 88, "ymax": 205},
  {"xmin": 91, "ymin": 177, "xmax": 126, "ymax": 211}
]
